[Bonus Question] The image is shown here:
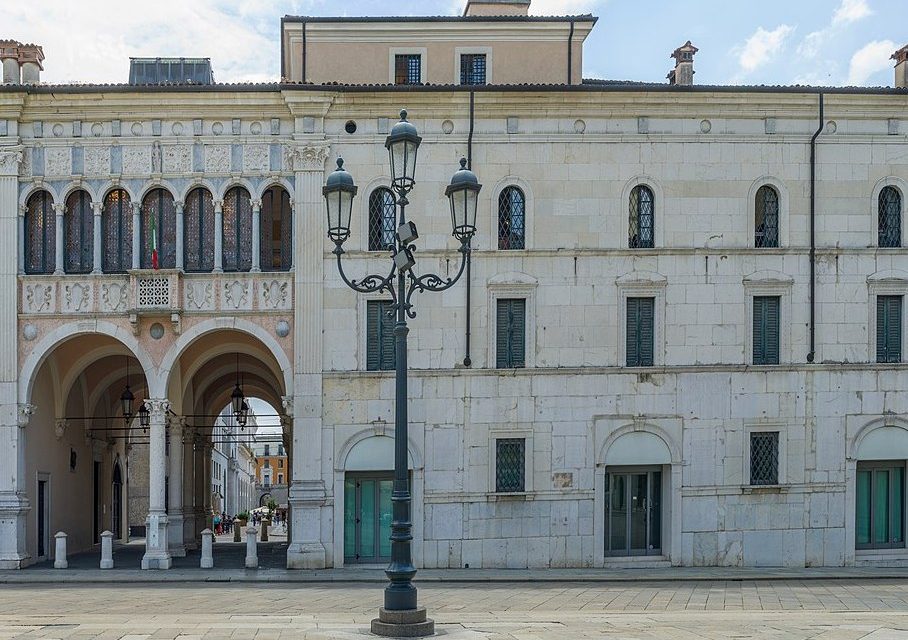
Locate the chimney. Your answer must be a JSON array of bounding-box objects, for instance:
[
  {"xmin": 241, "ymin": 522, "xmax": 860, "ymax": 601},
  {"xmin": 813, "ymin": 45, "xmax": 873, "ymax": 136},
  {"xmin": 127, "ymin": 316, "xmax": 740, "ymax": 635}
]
[
  {"xmin": 894, "ymin": 44, "xmax": 908, "ymax": 88},
  {"xmin": 1, "ymin": 40, "xmax": 21, "ymax": 84},
  {"xmin": 464, "ymin": 0, "xmax": 530, "ymax": 17},
  {"xmin": 668, "ymin": 41, "xmax": 698, "ymax": 86},
  {"xmin": 18, "ymin": 43, "xmax": 44, "ymax": 84}
]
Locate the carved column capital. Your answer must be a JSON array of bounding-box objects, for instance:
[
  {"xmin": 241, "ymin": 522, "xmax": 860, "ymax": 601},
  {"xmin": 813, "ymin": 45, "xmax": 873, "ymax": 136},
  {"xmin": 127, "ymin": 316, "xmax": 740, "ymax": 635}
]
[
  {"xmin": 213, "ymin": 200, "xmax": 223, "ymax": 213},
  {"xmin": 144, "ymin": 399, "xmax": 171, "ymax": 421},
  {"xmin": 52, "ymin": 203, "xmax": 65, "ymax": 216},
  {"xmin": 0, "ymin": 147, "xmax": 23, "ymax": 176},
  {"xmin": 91, "ymin": 201, "xmax": 103, "ymax": 215},
  {"xmin": 17, "ymin": 404, "xmax": 36, "ymax": 428},
  {"xmin": 251, "ymin": 199, "xmax": 262, "ymax": 211},
  {"xmin": 281, "ymin": 395, "xmax": 294, "ymax": 415},
  {"xmin": 287, "ymin": 144, "xmax": 330, "ymax": 172},
  {"xmin": 174, "ymin": 201, "xmax": 184, "ymax": 212}
]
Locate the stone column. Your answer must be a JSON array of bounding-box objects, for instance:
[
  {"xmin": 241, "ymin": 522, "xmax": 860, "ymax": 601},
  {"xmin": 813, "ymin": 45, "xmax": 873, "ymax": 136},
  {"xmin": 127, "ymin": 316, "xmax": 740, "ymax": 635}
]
[
  {"xmin": 202, "ymin": 441, "xmax": 213, "ymax": 530},
  {"xmin": 53, "ymin": 202, "xmax": 64, "ymax": 275},
  {"xmin": 174, "ymin": 201, "xmax": 185, "ymax": 271},
  {"xmin": 91, "ymin": 201, "xmax": 102, "ymax": 274},
  {"xmin": 0, "ymin": 149, "xmax": 29, "ymax": 569},
  {"xmin": 131, "ymin": 202, "xmax": 141, "ymax": 270},
  {"xmin": 286, "ymin": 141, "xmax": 331, "ymax": 569},
  {"xmin": 251, "ymin": 199, "xmax": 262, "ymax": 273},
  {"xmin": 17, "ymin": 205, "xmax": 25, "ymax": 274},
  {"xmin": 141, "ymin": 399, "xmax": 172, "ymax": 570},
  {"xmin": 182, "ymin": 424, "xmax": 196, "ymax": 547},
  {"xmin": 167, "ymin": 416, "xmax": 185, "ymax": 557},
  {"xmin": 213, "ymin": 199, "xmax": 223, "ymax": 273}
]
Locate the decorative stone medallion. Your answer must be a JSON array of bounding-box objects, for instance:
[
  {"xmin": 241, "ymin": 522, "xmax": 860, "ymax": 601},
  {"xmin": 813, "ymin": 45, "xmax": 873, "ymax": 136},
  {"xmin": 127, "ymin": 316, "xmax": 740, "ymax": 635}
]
[
  {"xmin": 275, "ymin": 320, "xmax": 290, "ymax": 338},
  {"xmin": 22, "ymin": 323, "xmax": 37, "ymax": 341}
]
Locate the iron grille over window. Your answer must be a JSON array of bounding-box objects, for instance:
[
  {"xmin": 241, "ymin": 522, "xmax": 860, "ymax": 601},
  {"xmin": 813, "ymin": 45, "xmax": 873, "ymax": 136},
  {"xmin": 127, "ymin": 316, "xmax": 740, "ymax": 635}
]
[
  {"xmin": 222, "ymin": 186, "xmax": 253, "ymax": 272},
  {"xmin": 750, "ymin": 431, "xmax": 779, "ymax": 485},
  {"xmin": 183, "ymin": 188, "xmax": 214, "ymax": 273},
  {"xmin": 753, "ymin": 296, "xmax": 781, "ymax": 365},
  {"xmin": 140, "ymin": 188, "xmax": 176, "ymax": 270},
  {"xmin": 394, "ymin": 54, "xmax": 421, "ymax": 85},
  {"xmin": 25, "ymin": 190, "xmax": 54, "ymax": 275},
  {"xmin": 877, "ymin": 295, "xmax": 902, "ymax": 363},
  {"xmin": 102, "ymin": 189, "xmax": 132, "ymax": 273},
  {"xmin": 879, "ymin": 186, "xmax": 902, "ymax": 248},
  {"xmin": 64, "ymin": 190, "xmax": 93, "ymax": 274},
  {"xmin": 626, "ymin": 297, "xmax": 655, "ymax": 367},
  {"xmin": 755, "ymin": 185, "xmax": 779, "ymax": 248},
  {"xmin": 628, "ymin": 185, "xmax": 654, "ymax": 248},
  {"xmin": 368, "ymin": 188, "xmax": 396, "ymax": 251},
  {"xmin": 498, "ymin": 186, "xmax": 525, "ymax": 250},
  {"xmin": 261, "ymin": 185, "xmax": 292, "ymax": 271},
  {"xmin": 460, "ymin": 54, "xmax": 487, "ymax": 85},
  {"xmin": 495, "ymin": 438, "xmax": 525, "ymax": 492},
  {"xmin": 496, "ymin": 299, "xmax": 526, "ymax": 368},
  {"xmin": 367, "ymin": 300, "xmax": 396, "ymax": 371}
]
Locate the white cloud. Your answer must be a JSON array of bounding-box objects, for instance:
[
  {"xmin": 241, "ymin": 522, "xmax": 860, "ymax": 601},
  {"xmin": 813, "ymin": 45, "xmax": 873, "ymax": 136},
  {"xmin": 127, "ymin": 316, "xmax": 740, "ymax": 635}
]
[
  {"xmin": 832, "ymin": 0, "xmax": 872, "ymax": 25},
  {"xmin": 847, "ymin": 39, "xmax": 896, "ymax": 85},
  {"xmin": 528, "ymin": 0, "xmax": 604, "ymax": 15},
  {"xmin": 734, "ymin": 25, "xmax": 794, "ymax": 74},
  {"xmin": 797, "ymin": 30, "xmax": 828, "ymax": 58}
]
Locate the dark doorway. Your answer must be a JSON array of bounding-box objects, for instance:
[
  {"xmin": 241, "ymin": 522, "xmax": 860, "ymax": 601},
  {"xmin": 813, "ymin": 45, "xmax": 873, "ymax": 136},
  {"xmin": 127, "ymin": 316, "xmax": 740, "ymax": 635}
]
[{"xmin": 112, "ymin": 463, "xmax": 123, "ymax": 539}]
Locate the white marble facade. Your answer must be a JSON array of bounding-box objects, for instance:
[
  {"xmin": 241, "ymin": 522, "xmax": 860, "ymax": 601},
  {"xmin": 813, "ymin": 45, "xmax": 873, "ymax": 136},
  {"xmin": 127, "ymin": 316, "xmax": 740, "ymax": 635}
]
[{"xmin": 1, "ymin": 83, "xmax": 908, "ymax": 570}]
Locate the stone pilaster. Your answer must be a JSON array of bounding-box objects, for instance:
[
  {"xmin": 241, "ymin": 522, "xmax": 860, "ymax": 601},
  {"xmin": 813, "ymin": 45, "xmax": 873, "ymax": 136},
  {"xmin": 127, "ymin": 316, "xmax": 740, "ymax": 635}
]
[
  {"xmin": 141, "ymin": 399, "xmax": 172, "ymax": 569},
  {"xmin": 174, "ymin": 201, "xmax": 184, "ymax": 271},
  {"xmin": 213, "ymin": 199, "xmax": 223, "ymax": 273},
  {"xmin": 287, "ymin": 142, "xmax": 331, "ymax": 569},
  {"xmin": 251, "ymin": 199, "xmax": 262, "ymax": 273},
  {"xmin": 91, "ymin": 201, "xmax": 102, "ymax": 274},
  {"xmin": 52, "ymin": 202, "xmax": 64, "ymax": 275},
  {"xmin": 167, "ymin": 416, "xmax": 185, "ymax": 557},
  {"xmin": 131, "ymin": 202, "xmax": 141, "ymax": 270}
]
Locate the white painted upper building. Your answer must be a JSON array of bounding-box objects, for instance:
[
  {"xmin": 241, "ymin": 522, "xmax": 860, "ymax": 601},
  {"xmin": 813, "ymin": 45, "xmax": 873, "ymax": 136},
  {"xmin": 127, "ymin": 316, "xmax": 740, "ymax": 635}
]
[{"xmin": 1, "ymin": 1, "xmax": 908, "ymax": 570}]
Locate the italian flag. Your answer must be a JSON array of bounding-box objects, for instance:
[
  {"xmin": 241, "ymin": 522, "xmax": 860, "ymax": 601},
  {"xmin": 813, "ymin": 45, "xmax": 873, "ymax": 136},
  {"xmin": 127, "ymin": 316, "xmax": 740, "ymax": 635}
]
[{"xmin": 150, "ymin": 214, "xmax": 159, "ymax": 270}]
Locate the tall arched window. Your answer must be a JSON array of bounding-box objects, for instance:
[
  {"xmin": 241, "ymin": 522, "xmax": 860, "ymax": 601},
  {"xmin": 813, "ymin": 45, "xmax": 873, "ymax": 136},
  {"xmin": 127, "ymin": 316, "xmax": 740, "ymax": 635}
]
[
  {"xmin": 140, "ymin": 188, "xmax": 176, "ymax": 270},
  {"xmin": 879, "ymin": 186, "xmax": 902, "ymax": 248},
  {"xmin": 755, "ymin": 185, "xmax": 779, "ymax": 248},
  {"xmin": 64, "ymin": 190, "xmax": 93, "ymax": 274},
  {"xmin": 368, "ymin": 188, "xmax": 396, "ymax": 251},
  {"xmin": 24, "ymin": 190, "xmax": 55, "ymax": 274},
  {"xmin": 183, "ymin": 187, "xmax": 214, "ymax": 273},
  {"xmin": 629, "ymin": 185, "xmax": 654, "ymax": 249},
  {"xmin": 102, "ymin": 189, "xmax": 132, "ymax": 273},
  {"xmin": 261, "ymin": 185, "xmax": 292, "ymax": 271},
  {"xmin": 498, "ymin": 186, "xmax": 525, "ymax": 250},
  {"xmin": 223, "ymin": 186, "xmax": 253, "ymax": 272}
]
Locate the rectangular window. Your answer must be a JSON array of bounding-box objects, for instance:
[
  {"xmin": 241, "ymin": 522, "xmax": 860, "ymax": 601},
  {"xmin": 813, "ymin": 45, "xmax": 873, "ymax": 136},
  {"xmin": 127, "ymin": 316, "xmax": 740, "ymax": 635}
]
[
  {"xmin": 495, "ymin": 438, "xmax": 525, "ymax": 492},
  {"xmin": 264, "ymin": 445, "xmax": 270, "ymax": 457},
  {"xmin": 856, "ymin": 462, "xmax": 905, "ymax": 549},
  {"xmin": 460, "ymin": 54, "xmax": 487, "ymax": 85},
  {"xmin": 877, "ymin": 295, "xmax": 902, "ymax": 363},
  {"xmin": 367, "ymin": 300, "xmax": 396, "ymax": 371},
  {"xmin": 749, "ymin": 431, "xmax": 779, "ymax": 485},
  {"xmin": 753, "ymin": 296, "xmax": 781, "ymax": 365},
  {"xmin": 394, "ymin": 54, "xmax": 421, "ymax": 85},
  {"xmin": 496, "ymin": 299, "xmax": 526, "ymax": 368},
  {"xmin": 626, "ymin": 297, "xmax": 655, "ymax": 367}
]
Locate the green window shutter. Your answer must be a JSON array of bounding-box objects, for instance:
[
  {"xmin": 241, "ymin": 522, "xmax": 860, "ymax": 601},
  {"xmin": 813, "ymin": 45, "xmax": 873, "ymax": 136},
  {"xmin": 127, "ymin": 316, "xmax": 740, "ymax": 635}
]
[
  {"xmin": 639, "ymin": 298, "xmax": 654, "ymax": 366},
  {"xmin": 496, "ymin": 299, "xmax": 526, "ymax": 368},
  {"xmin": 877, "ymin": 295, "xmax": 902, "ymax": 363},
  {"xmin": 626, "ymin": 297, "xmax": 638, "ymax": 366},
  {"xmin": 626, "ymin": 297, "xmax": 654, "ymax": 366},
  {"xmin": 753, "ymin": 296, "xmax": 780, "ymax": 365},
  {"xmin": 367, "ymin": 301, "xmax": 396, "ymax": 371}
]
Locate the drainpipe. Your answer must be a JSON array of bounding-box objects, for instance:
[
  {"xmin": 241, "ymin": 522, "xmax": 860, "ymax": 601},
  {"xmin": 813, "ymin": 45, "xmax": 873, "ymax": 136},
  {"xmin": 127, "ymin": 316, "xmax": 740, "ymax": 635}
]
[
  {"xmin": 301, "ymin": 21, "xmax": 307, "ymax": 83},
  {"xmin": 808, "ymin": 92, "xmax": 824, "ymax": 363},
  {"xmin": 567, "ymin": 20, "xmax": 575, "ymax": 85},
  {"xmin": 463, "ymin": 90, "xmax": 475, "ymax": 367}
]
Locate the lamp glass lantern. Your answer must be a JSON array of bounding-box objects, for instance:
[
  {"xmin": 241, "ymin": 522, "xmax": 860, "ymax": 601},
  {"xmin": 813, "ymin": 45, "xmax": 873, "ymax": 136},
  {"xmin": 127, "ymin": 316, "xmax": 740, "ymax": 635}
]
[
  {"xmin": 120, "ymin": 385, "xmax": 134, "ymax": 421},
  {"xmin": 323, "ymin": 158, "xmax": 358, "ymax": 243},
  {"xmin": 385, "ymin": 110, "xmax": 422, "ymax": 192},
  {"xmin": 138, "ymin": 404, "xmax": 150, "ymax": 431},
  {"xmin": 445, "ymin": 158, "xmax": 482, "ymax": 242},
  {"xmin": 231, "ymin": 382, "xmax": 245, "ymax": 416}
]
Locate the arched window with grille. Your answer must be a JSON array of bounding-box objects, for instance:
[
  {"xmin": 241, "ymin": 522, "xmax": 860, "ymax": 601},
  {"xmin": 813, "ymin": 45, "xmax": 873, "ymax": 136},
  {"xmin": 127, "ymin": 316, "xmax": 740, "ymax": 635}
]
[
  {"xmin": 102, "ymin": 189, "xmax": 132, "ymax": 273},
  {"xmin": 140, "ymin": 188, "xmax": 176, "ymax": 270},
  {"xmin": 629, "ymin": 185, "xmax": 654, "ymax": 249},
  {"xmin": 879, "ymin": 186, "xmax": 902, "ymax": 248},
  {"xmin": 755, "ymin": 185, "xmax": 780, "ymax": 248},
  {"xmin": 261, "ymin": 185, "xmax": 292, "ymax": 271},
  {"xmin": 368, "ymin": 187, "xmax": 396, "ymax": 251},
  {"xmin": 64, "ymin": 189, "xmax": 93, "ymax": 274},
  {"xmin": 498, "ymin": 186, "xmax": 525, "ymax": 250},
  {"xmin": 24, "ymin": 190, "xmax": 55, "ymax": 274},
  {"xmin": 223, "ymin": 186, "xmax": 253, "ymax": 272},
  {"xmin": 183, "ymin": 187, "xmax": 214, "ymax": 273}
]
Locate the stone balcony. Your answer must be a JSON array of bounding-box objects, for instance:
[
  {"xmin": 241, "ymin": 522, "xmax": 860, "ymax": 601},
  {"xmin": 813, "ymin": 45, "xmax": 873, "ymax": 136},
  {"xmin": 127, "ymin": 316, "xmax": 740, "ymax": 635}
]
[{"xmin": 19, "ymin": 270, "xmax": 293, "ymax": 333}]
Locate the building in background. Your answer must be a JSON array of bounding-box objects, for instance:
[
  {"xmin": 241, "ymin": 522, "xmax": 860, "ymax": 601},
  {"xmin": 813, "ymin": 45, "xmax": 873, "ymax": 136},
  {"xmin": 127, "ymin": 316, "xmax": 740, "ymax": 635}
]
[
  {"xmin": 252, "ymin": 431, "xmax": 288, "ymax": 510},
  {"xmin": 210, "ymin": 408, "xmax": 256, "ymax": 517}
]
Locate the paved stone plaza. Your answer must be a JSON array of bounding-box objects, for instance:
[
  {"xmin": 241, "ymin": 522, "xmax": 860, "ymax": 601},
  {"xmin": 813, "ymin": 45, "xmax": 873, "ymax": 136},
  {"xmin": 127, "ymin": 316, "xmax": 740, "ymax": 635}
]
[{"xmin": 2, "ymin": 580, "xmax": 908, "ymax": 639}]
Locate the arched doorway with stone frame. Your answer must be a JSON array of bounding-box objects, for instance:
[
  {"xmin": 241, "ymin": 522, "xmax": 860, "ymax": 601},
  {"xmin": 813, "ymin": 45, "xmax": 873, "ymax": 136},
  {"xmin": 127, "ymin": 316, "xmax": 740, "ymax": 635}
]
[
  {"xmin": 16, "ymin": 323, "xmax": 154, "ymax": 566},
  {"xmin": 157, "ymin": 320, "xmax": 292, "ymax": 567}
]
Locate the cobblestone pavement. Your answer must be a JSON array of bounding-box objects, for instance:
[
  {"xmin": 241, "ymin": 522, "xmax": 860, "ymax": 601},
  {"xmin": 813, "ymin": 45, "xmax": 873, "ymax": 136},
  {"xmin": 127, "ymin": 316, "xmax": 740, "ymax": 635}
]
[{"xmin": 2, "ymin": 580, "xmax": 908, "ymax": 639}]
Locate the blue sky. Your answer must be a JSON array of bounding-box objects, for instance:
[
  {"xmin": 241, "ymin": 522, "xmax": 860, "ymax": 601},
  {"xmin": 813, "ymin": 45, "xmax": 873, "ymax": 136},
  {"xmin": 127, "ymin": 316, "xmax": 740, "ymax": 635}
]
[{"xmin": 5, "ymin": 0, "xmax": 905, "ymax": 86}]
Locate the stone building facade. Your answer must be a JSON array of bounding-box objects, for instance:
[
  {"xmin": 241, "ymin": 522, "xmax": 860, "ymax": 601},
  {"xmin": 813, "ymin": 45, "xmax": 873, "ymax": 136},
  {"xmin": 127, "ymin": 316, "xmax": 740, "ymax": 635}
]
[{"xmin": 1, "ymin": 0, "xmax": 908, "ymax": 569}]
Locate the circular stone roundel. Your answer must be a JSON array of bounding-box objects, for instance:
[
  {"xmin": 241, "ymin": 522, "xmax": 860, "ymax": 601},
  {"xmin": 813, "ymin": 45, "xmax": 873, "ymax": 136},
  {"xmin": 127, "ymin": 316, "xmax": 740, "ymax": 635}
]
[
  {"xmin": 22, "ymin": 323, "xmax": 38, "ymax": 341},
  {"xmin": 442, "ymin": 120, "xmax": 455, "ymax": 135},
  {"xmin": 275, "ymin": 320, "xmax": 291, "ymax": 338},
  {"xmin": 149, "ymin": 323, "xmax": 165, "ymax": 340}
]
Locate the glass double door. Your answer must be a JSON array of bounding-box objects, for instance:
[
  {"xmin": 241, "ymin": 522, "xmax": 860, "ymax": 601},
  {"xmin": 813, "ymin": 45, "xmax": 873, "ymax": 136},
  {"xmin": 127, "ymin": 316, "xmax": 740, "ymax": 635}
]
[
  {"xmin": 344, "ymin": 473, "xmax": 393, "ymax": 564},
  {"xmin": 856, "ymin": 462, "xmax": 905, "ymax": 550},
  {"xmin": 606, "ymin": 468, "xmax": 662, "ymax": 556}
]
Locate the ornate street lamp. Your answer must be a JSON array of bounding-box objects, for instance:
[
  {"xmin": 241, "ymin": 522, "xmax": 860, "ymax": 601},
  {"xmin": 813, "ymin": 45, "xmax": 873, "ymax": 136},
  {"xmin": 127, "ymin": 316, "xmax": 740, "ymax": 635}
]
[
  {"xmin": 324, "ymin": 109, "xmax": 480, "ymax": 638},
  {"xmin": 138, "ymin": 403, "xmax": 150, "ymax": 433},
  {"xmin": 120, "ymin": 357, "xmax": 135, "ymax": 422},
  {"xmin": 231, "ymin": 354, "xmax": 249, "ymax": 429}
]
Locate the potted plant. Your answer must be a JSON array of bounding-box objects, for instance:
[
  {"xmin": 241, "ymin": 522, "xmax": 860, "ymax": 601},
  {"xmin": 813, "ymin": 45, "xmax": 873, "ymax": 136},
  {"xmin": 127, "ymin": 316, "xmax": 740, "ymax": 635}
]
[{"xmin": 236, "ymin": 511, "xmax": 249, "ymax": 526}]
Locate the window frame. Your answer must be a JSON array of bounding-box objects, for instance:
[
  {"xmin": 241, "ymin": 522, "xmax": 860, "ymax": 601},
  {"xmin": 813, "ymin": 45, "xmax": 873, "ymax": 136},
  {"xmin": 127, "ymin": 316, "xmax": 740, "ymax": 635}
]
[
  {"xmin": 488, "ymin": 429, "xmax": 533, "ymax": 495},
  {"xmin": 878, "ymin": 184, "xmax": 904, "ymax": 248},
  {"xmin": 368, "ymin": 187, "xmax": 397, "ymax": 252},
  {"xmin": 495, "ymin": 297, "xmax": 527, "ymax": 369},
  {"xmin": 365, "ymin": 299, "xmax": 396, "ymax": 372},
  {"xmin": 752, "ymin": 295, "xmax": 781, "ymax": 365},
  {"xmin": 868, "ymin": 276, "xmax": 908, "ymax": 365},
  {"xmin": 494, "ymin": 437, "xmax": 526, "ymax": 493},
  {"xmin": 628, "ymin": 184, "xmax": 655, "ymax": 249},
  {"xmin": 855, "ymin": 459, "xmax": 906, "ymax": 551},
  {"xmin": 222, "ymin": 185, "xmax": 253, "ymax": 273},
  {"xmin": 389, "ymin": 48, "xmax": 426, "ymax": 85},
  {"xmin": 744, "ymin": 274, "xmax": 793, "ymax": 365},
  {"xmin": 743, "ymin": 422, "xmax": 787, "ymax": 488},
  {"xmin": 24, "ymin": 189, "xmax": 55, "ymax": 275},
  {"xmin": 754, "ymin": 184, "xmax": 780, "ymax": 248},
  {"xmin": 747, "ymin": 177, "xmax": 789, "ymax": 249},
  {"xmin": 454, "ymin": 47, "xmax": 492, "ymax": 85},
  {"xmin": 101, "ymin": 188, "xmax": 133, "ymax": 274},
  {"xmin": 497, "ymin": 185, "xmax": 526, "ymax": 251},
  {"xmin": 63, "ymin": 189, "xmax": 94, "ymax": 275},
  {"xmin": 488, "ymin": 277, "xmax": 537, "ymax": 368},
  {"xmin": 620, "ymin": 177, "xmax": 664, "ymax": 250},
  {"xmin": 616, "ymin": 273, "xmax": 666, "ymax": 367},
  {"xmin": 876, "ymin": 295, "xmax": 903, "ymax": 364}
]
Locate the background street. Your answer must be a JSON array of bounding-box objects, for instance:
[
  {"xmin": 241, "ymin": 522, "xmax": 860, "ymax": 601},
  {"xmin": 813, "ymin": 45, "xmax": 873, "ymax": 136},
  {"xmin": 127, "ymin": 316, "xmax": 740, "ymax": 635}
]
[{"xmin": 2, "ymin": 580, "xmax": 908, "ymax": 638}]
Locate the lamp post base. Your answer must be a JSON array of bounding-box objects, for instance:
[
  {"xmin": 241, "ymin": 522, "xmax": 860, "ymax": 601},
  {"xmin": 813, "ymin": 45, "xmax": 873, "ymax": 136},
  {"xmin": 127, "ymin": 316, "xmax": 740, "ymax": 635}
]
[{"xmin": 371, "ymin": 608, "xmax": 435, "ymax": 638}]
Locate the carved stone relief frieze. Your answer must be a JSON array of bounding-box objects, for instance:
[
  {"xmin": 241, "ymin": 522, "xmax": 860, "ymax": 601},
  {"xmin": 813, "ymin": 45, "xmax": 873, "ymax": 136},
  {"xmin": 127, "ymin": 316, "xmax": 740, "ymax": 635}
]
[
  {"xmin": 285, "ymin": 144, "xmax": 330, "ymax": 172},
  {"xmin": 205, "ymin": 145, "xmax": 230, "ymax": 173},
  {"xmin": 163, "ymin": 145, "xmax": 192, "ymax": 173},
  {"xmin": 259, "ymin": 279, "xmax": 290, "ymax": 310},
  {"xmin": 84, "ymin": 146, "xmax": 111, "ymax": 176},
  {"xmin": 100, "ymin": 281, "xmax": 129, "ymax": 313},
  {"xmin": 122, "ymin": 145, "xmax": 151, "ymax": 174},
  {"xmin": 18, "ymin": 149, "xmax": 31, "ymax": 177},
  {"xmin": 23, "ymin": 283, "xmax": 54, "ymax": 314},
  {"xmin": 61, "ymin": 282, "xmax": 92, "ymax": 313},
  {"xmin": 0, "ymin": 148, "xmax": 23, "ymax": 176},
  {"xmin": 243, "ymin": 144, "xmax": 269, "ymax": 172},
  {"xmin": 184, "ymin": 280, "xmax": 214, "ymax": 311},
  {"xmin": 223, "ymin": 279, "xmax": 251, "ymax": 310},
  {"xmin": 44, "ymin": 147, "xmax": 71, "ymax": 177}
]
